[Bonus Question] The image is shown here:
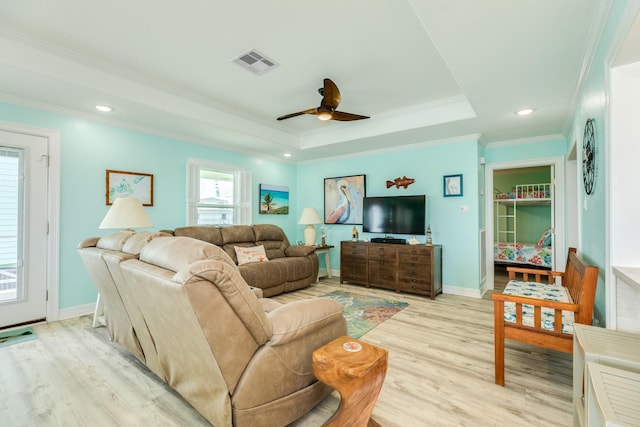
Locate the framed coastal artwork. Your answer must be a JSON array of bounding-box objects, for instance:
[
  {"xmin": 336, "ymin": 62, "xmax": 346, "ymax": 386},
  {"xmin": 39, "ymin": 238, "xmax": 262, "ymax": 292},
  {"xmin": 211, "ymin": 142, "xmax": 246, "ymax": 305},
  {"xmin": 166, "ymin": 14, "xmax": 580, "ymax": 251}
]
[
  {"xmin": 259, "ymin": 184, "xmax": 289, "ymax": 214},
  {"xmin": 106, "ymin": 170, "xmax": 154, "ymax": 206},
  {"xmin": 324, "ymin": 174, "xmax": 366, "ymax": 224},
  {"xmin": 443, "ymin": 174, "xmax": 463, "ymax": 197}
]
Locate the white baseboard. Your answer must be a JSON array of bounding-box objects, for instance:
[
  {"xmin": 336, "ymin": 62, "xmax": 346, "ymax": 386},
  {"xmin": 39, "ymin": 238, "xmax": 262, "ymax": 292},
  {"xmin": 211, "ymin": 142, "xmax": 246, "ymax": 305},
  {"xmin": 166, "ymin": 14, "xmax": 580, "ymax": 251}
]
[
  {"xmin": 58, "ymin": 302, "xmax": 95, "ymax": 321},
  {"xmin": 443, "ymin": 284, "xmax": 482, "ymax": 299}
]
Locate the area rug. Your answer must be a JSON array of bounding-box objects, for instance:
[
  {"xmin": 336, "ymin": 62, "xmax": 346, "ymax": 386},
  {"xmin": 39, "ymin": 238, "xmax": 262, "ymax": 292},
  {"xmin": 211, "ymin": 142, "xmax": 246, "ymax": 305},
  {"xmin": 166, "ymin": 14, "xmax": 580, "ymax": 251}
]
[
  {"xmin": 318, "ymin": 290, "xmax": 409, "ymax": 339},
  {"xmin": 0, "ymin": 327, "xmax": 37, "ymax": 348}
]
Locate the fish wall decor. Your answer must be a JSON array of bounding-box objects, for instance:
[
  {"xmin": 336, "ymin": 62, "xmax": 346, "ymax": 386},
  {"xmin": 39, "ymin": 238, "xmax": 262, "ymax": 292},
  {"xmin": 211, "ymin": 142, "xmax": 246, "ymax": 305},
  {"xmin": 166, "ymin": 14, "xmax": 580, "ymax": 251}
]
[{"xmin": 386, "ymin": 176, "xmax": 415, "ymax": 189}]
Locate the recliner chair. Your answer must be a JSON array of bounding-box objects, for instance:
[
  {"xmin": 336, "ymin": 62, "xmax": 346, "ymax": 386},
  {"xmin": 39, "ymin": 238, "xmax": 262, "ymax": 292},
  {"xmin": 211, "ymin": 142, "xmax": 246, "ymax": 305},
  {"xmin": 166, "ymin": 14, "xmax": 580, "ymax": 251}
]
[{"xmin": 118, "ymin": 236, "xmax": 347, "ymax": 427}]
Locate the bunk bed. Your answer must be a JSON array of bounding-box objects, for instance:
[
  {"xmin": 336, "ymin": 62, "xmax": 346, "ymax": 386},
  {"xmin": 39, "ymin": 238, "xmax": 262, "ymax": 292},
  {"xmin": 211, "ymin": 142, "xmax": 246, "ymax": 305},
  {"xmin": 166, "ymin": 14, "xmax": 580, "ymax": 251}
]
[{"xmin": 494, "ymin": 183, "xmax": 553, "ymax": 268}]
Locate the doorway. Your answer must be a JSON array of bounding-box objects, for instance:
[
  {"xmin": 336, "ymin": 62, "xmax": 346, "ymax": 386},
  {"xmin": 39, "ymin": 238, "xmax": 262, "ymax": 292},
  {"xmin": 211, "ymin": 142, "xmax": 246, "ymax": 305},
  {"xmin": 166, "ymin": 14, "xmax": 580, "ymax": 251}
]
[
  {"xmin": 484, "ymin": 157, "xmax": 566, "ymax": 292},
  {"xmin": 0, "ymin": 124, "xmax": 59, "ymax": 329}
]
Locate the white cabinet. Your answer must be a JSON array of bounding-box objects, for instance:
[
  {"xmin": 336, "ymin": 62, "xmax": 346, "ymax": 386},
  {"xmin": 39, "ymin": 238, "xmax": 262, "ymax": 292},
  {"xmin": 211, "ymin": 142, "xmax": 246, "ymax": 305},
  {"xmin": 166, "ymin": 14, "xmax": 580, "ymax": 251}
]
[
  {"xmin": 573, "ymin": 324, "xmax": 640, "ymax": 426},
  {"xmin": 586, "ymin": 362, "xmax": 640, "ymax": 426}
]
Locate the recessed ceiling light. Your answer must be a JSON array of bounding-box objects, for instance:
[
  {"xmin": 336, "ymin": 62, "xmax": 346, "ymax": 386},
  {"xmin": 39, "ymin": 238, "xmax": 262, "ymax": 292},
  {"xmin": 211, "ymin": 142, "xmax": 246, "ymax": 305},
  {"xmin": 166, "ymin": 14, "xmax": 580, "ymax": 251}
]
[
  {"xmin": 283, "ymin": 152, "xmax": 292, "ymax": 158},
  {"xmin": 516, "ymin": 108, "xmax": 534, "ymax": 116},
  {"xmin": 96, "ymin": 105, "xmax": 113, "ymax": 112}
]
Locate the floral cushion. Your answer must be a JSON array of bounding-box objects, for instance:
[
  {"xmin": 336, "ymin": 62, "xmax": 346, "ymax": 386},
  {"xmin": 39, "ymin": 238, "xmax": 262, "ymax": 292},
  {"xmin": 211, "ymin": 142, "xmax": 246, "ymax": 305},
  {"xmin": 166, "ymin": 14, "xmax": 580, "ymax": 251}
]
[
  {"xmin": 234, "ymin": 245, "xmax": 269, "ymax": 265},
  {"xmin": 502, "ymin": 280, "xmax": 574, "ymax": 334}
]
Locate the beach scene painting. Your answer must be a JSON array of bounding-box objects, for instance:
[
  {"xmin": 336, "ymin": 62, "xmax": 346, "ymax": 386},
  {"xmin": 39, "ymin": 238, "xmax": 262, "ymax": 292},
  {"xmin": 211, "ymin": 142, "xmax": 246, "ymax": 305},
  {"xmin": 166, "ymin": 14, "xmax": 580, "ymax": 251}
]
[{"xmin": 259, "ymin": 184, "xmax": 289, "ymax": 214}]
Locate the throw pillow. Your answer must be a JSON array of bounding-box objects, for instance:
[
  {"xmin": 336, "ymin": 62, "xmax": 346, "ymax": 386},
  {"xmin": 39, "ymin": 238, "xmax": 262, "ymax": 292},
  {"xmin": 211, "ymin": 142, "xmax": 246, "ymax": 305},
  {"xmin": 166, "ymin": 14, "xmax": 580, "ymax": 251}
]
[
  {"xmin": 537, "ymin": 228, "xmax": 553, "ymax": 247},
  {"xmin": 235, "ymin": 245, "xmax": 269, "ymax": 265}
]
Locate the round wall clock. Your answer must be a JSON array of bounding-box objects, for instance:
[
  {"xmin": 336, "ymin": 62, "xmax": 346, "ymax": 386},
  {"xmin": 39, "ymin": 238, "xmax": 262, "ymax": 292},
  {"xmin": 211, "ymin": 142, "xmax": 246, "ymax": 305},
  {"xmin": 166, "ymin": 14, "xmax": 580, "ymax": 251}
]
[{"xmin": 582, "ymin": 118, "xmax": 596, "ymax": 195}]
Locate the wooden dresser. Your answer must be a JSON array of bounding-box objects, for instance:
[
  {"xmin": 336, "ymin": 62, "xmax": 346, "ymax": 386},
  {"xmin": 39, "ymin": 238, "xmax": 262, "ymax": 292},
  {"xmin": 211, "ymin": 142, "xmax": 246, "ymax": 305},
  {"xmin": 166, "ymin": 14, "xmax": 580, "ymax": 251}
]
[{"xmin": 340, "ymin": 241, "xmax": 442, "ymax": 299}]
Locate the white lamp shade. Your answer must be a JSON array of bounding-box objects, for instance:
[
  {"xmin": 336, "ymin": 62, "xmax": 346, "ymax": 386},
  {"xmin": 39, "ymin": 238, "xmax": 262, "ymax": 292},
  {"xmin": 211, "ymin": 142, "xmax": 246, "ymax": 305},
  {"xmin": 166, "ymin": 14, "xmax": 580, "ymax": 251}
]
[
  {"xmin": 99, "ymin": 198, "xmax": 153, "ymax": 229},
  {"xmin": 298, "ymin": 207, "xmax": 322, "ymax": 225}
]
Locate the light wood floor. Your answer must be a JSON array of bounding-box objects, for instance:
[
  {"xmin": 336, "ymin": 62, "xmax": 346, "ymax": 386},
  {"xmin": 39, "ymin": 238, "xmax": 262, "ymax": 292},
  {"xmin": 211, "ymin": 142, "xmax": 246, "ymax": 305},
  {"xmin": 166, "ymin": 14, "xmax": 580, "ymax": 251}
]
[{"xmin": 0, "ymin": 275, "xmax": 572, "ymax": 426}]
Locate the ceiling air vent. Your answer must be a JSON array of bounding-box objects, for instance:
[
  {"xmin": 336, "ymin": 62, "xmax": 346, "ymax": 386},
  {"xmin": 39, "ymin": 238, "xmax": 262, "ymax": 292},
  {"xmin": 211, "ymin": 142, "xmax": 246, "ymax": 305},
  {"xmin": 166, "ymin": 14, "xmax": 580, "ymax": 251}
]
[{"xmin": 232, "ymin": 49, "xmax": 279, "ymax": 75}]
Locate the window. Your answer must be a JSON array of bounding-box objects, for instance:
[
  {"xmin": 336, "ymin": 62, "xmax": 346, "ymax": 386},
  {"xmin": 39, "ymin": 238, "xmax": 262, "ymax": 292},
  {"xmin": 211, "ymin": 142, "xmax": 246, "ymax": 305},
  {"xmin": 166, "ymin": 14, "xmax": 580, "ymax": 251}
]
[{"xmin": 187, "ymin": 159, "xmax": 251, "ymax": 225}]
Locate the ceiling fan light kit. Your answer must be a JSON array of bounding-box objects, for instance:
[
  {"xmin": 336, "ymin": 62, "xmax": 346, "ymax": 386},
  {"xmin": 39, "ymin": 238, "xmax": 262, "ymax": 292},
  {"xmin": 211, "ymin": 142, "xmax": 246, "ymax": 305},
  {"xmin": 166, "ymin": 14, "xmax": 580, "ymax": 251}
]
[
  {"xmin": 277, "ymin": 78, "xmax": 369, "ymax": 122},
  {"xmin": 317, "ymin": 107, "xmax": 333, "ymax": 121}
]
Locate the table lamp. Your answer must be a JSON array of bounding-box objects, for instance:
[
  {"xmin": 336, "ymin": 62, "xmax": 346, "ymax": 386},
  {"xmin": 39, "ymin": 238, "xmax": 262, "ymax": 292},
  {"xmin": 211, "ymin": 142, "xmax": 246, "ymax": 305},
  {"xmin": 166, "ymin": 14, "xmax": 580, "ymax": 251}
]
[
  {"xmin": 99, "ymin": 197, "xmax": 153, "ymax": 230},
  {"xmin": 298, "ymin": 207, "xmax": 322, "ymax": 246}
]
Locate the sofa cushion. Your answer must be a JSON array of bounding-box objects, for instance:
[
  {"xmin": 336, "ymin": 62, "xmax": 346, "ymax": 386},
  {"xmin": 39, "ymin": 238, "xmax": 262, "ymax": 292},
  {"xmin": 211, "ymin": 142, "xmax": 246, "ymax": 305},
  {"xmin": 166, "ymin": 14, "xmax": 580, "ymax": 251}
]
[
  {"xmin": 502, "ymin": 279, "xmax": 574, "ymax": 334},
  {"xmin": 235, "ymin": 245, "xmax": 269, "ymax": 265},
  {"xmin": 254, "ymin": 224, "xmax": 288, "ymax": 259},
  {"xmin": 141, "ymin": 236, "xmax": 236, "ymax": 273},
  {"xmin": 239, "ymin": 261, "xmax": 287, "ymax": 297},
  {"xmin": 253, "ymin": 224, "xmax": 286, "ymax": 242},
  {"xmin": 122, "ymin": 231, "xmax": 169, "ymax": 255},
  {"xmin": 96, "ymin": 230, "xmax": 135, "ymax": 250},
  {"xmin": 221, "ymin": 225, "xmax": 256, "ymax": 244},
  {"xmin": 173, "ymin": 226, "xmax": 223, "ymax": 246}
]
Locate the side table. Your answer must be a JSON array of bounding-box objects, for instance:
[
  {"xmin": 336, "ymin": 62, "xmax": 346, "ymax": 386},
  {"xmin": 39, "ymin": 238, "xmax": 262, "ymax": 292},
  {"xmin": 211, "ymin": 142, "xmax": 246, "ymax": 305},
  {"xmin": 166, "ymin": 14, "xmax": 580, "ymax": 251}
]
[
  {"xmin": 312, "ymin": 335, "xmax": 388, "ymax": 427},
  {"xmin": 314, "ymin": 245, "xmax": 334, "ymax": 281}
]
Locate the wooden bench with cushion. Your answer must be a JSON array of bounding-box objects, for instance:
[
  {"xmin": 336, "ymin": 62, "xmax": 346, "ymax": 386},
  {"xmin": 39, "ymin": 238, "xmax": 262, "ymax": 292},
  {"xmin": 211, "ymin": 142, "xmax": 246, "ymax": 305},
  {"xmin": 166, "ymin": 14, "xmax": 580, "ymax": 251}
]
[{"xmin": 492, "ymin": 247, "xmax": 599, "ymax": 385}]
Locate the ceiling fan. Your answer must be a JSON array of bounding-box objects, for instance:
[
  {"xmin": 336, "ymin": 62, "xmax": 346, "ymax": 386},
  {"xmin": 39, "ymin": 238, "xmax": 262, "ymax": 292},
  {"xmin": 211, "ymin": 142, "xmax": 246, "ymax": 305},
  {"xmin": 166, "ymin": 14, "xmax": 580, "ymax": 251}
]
[{"xmin": 277, "ymin": 78, "xmax": 370, "ymax": 122}]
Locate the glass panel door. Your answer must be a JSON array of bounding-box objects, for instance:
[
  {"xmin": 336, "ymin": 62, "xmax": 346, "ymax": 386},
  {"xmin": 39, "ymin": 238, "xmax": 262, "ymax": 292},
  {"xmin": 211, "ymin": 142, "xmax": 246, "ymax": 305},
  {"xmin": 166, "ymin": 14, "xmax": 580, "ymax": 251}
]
[
  {"xmin": 0, "ymin": 147, "xmax": 22, "ymax": 303},
  {"xmin": 0, "ymin": 129, "xmax": 48, "ymax": 328}
]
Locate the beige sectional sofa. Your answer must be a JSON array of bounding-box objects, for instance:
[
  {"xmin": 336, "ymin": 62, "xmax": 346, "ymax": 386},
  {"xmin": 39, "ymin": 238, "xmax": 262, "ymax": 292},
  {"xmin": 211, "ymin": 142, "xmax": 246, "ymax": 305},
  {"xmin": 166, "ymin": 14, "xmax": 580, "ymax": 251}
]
[
  {"xmin": 170, "ymin": 224, "xmax": 319, "ymax": 297},
  {"xmin": 77, "ymin": 230, "xmax": 167, "ymax": 378},
  {"xmin": 78, "ymin": 230, "xmax": 346, "ymax": 427}
]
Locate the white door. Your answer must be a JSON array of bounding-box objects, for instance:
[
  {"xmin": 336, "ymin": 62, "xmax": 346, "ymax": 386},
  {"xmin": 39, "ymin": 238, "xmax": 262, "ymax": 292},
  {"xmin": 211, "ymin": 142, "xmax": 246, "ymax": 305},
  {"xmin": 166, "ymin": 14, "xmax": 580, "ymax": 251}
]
[{"xmin": 0, "ymin": 130, "xmax": 49, "ymax": 328}]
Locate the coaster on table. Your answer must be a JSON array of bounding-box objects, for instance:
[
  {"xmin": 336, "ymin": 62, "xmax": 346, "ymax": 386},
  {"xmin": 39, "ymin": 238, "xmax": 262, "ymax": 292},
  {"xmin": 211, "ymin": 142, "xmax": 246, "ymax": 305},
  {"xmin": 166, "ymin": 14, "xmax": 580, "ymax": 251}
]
[{"xmin": 342, "ymin": 341, "xmax": 362, "ymax": 352}]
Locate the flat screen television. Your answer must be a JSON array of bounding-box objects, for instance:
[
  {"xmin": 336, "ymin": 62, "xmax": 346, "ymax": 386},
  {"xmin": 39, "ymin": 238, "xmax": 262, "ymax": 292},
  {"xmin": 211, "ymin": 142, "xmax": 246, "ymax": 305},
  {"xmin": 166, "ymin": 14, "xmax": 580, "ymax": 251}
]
[{"xmin": 362, "ymin": 195, "xmax": 426, "ymax": 235}]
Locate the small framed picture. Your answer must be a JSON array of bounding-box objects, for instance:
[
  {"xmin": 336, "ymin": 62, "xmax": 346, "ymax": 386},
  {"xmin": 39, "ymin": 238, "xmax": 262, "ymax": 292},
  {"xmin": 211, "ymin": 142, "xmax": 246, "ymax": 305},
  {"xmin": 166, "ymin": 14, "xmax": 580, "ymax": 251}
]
[
  {"xmin": 443, "ymin": 174, "xmax": 463, "ymax": 197},
  {"xmin": 106, "ymin": 170, "xmax": 154, "ymax": 206},
  {"xmin": 259, "ymin": 184, "xmax": 289, "ymax": 215}
]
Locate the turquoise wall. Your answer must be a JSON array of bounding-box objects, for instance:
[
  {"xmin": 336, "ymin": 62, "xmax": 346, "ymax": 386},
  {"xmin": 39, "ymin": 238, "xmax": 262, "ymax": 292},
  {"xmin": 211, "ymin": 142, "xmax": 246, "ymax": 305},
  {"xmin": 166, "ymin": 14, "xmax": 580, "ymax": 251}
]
[
  {"xmin": 298, "ymin": 139, "xmax": 482, "ymax": 291},
  {"xmin": 484, "ymin": 137, "xmax": 567, "ymax": 164},
  {"xmin": 0, "ymin": 101, "xmax": 298, "ymax": 310},
  {"xmin": 567, "ymin": 0, "xmax": 630, "ymax": 325},
  {"xmin": 493, "ymin": 169, "xmax": 551, "ymax": 195}
]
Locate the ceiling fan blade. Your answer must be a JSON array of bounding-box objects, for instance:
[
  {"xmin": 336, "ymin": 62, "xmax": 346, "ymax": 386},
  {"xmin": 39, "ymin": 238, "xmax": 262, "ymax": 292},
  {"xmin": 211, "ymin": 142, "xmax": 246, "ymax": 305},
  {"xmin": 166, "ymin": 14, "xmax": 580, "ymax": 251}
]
[
  {"xmin": 276, "ymin": 108, "xmax": 317, "ymax": 121},
  {"xmin": 322, "ymin": 78, "xmax": 341, "ymax": 110},
  {"xmin": 331, "ymin": 110, "xmax": 370, "ymax": 121}
]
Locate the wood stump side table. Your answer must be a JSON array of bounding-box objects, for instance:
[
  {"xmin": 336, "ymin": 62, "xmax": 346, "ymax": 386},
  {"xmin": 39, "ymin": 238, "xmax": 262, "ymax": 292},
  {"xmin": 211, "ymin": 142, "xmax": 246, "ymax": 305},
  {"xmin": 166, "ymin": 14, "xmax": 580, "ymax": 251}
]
[{"xmin": 312, "ymin": 336, "xmax": 388, "ymax": 427}]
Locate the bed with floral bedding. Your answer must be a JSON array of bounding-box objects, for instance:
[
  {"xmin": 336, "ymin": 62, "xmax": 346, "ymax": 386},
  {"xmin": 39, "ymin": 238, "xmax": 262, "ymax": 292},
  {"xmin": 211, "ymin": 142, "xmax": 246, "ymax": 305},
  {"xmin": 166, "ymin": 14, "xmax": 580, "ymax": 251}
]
[
  {"xmin": 494, "ymin": 242, "xmax": 553, "ymax": 268},
  {"xmin": 494, "ymin": 183, "xmax": 553, "ymax": 268}
]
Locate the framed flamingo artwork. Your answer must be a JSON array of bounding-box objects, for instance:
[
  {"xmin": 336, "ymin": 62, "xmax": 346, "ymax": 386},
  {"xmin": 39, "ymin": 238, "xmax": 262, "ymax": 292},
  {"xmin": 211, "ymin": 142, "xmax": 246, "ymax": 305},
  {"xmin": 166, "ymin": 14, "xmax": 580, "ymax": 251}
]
[{"xmin": 324, "ymin": 174, "xmax": 366, "ymax": 224}]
